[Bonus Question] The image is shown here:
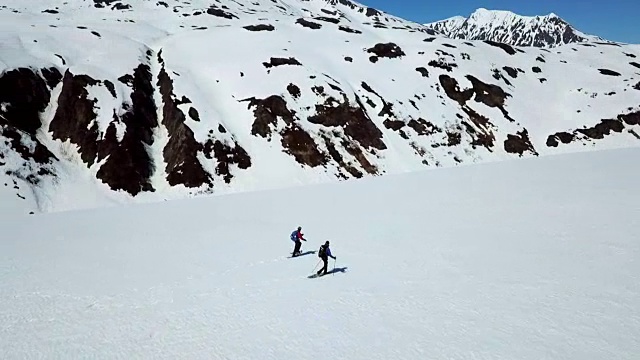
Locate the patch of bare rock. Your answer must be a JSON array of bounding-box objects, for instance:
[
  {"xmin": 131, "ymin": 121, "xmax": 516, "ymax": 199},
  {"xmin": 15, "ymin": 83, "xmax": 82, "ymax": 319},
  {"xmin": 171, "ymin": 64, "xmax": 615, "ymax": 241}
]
[
  {"xmin": 367, "ymin": 43, "xmax": 405, "ymax": 62},
  {"xmin": 598, "ymin": 68, "xmax": 621, "ymax": 76},
  {"xmin": 207, "ymin": 6, "xmax": 237, "ymax": 19},
  {"xmin": 504, "ymin": 129, "xmax": 538, "ymax": 156},
  {"xmin": 244, "ymin": 24, "xmax": 274, "ymax": 31},
  {"xmin": 263, "ymin": 57, "xmax": 302, "ymax": 68},
  {"xmin": 339, "ymin": 26, "xmax": 362, "ymax": 34},
  {"xmin": 296, "ymin": 18, "xmax": 322, "ymax": 29},
  {"xmin": 484, "ymin": 40, "xmax": 517, "ymax": 55},
  {"xmin": 546, "ymin": 110, "xmax": 639, "ymax": 147}
]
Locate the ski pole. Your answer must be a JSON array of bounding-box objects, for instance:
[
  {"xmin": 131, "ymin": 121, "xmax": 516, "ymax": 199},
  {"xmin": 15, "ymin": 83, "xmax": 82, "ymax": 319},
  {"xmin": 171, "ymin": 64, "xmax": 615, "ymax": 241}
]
[
  {"xmin": 311, "ymin": 259, "xmax": 321, "ymax": 273},
  {"xmin": 333, "ymin": 258, "xmax": 336, "ymax": 275}
]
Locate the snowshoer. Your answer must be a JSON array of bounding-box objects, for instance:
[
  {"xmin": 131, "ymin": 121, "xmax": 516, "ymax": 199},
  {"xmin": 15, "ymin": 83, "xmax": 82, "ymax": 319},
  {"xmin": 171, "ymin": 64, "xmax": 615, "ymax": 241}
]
[
  {"xmin": 290, "ymin": 226, "xmax": 306, "ymax": 256},
  {"xmin": 317, "ymin": 241, "xmax": 336, "ymax": 276}
]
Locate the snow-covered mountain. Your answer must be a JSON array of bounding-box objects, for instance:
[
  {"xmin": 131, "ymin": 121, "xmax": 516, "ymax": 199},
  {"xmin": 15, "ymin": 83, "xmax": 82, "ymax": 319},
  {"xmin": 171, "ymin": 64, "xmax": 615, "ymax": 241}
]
[
  {"xmin": 1, "ymin": 0, "xmax": 639, "ymax": 215},
  {"xmin": 3, "ymin": 147, "xmax": 640, "ymax": 358},
  {"xmin": 424, "ymin": 8, "xmax": 604, "ymax": 47}
]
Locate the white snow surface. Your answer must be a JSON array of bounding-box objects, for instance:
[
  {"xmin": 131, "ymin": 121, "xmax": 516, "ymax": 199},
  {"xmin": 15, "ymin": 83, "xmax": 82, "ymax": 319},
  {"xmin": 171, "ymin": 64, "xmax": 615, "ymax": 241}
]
[
  {"xmin": 1, "ymin": 147, "xmax": 639, "ymax": 359},
  {"xmin": 0, "ymin": 0, "xmax": 639, "ymax": 216}
]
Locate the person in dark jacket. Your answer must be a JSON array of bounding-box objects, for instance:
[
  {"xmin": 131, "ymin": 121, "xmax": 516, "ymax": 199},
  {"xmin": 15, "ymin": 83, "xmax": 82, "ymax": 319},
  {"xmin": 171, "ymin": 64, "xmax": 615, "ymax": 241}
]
[
  {"xmin": 290, "ymin": 226, "xmax": 306, "ymax": 256},
  {"xmin": 317, "ymin": 241, "xmax": 336, "ymax": 276}
]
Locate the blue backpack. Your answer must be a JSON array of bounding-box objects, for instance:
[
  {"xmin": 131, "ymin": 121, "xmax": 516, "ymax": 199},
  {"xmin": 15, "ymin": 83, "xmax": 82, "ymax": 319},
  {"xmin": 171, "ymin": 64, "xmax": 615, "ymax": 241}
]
[{"xmin": 290, "ymin": 230, "xmax": 298, "ymax": 241}]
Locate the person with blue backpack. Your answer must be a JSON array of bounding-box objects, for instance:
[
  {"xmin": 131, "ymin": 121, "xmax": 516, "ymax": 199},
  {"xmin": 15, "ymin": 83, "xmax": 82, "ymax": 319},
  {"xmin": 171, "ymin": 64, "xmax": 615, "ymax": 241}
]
[{"xmin": 290, "ymin": 226, "xmax": 306, "ymax": 257}]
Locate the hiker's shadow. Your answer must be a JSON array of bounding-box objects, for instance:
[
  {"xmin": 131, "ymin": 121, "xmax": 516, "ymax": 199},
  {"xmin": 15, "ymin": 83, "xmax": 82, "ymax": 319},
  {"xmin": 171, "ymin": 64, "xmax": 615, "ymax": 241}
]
[
  {"xmin": 326, "ymin": 267, "xmax": 348, "ymax": 275},
  {"xmin": 307, "ymin": 267, "xmax": 349, "ymax": 279}
]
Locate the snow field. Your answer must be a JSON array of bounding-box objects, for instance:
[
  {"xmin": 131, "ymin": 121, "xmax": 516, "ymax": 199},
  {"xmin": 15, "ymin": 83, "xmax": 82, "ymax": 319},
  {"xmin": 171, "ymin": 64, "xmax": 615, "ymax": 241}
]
[{"xmin": 1, "ymin": 147, "xmax": 639, "ymax": 359}]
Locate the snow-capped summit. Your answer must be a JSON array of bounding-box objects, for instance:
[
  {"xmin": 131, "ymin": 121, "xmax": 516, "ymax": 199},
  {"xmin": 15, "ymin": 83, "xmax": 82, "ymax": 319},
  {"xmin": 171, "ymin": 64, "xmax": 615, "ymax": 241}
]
[{"xmin": 425, "ymin": 8, "xmax": 603, "ymax": 47}]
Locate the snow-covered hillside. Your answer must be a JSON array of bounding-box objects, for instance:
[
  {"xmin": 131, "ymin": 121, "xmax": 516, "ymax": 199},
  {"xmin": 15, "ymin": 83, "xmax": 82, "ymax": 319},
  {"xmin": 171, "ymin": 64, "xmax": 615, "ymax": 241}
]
[
  {"xmin": 424, "ymin": 8, "xmax": 604, "ymax": 47},
  {"xmin": 2, "ymin": 147, "xmax": 639, "ymax": 359},
  {"xmin": 0, "ymin": 0, "xmax": 639, "ymax": 215}
]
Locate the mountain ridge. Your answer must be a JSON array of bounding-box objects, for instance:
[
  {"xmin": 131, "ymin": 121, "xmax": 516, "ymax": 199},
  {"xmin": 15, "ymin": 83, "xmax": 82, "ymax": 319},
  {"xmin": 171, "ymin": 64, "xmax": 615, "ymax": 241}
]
[
  {"xmin": 424, "ymin": 8, "xmax": 605, "ymax": 48},
  {"xmin": 0, "ymin": 0, "xmax": 638, "ymax": 215}
]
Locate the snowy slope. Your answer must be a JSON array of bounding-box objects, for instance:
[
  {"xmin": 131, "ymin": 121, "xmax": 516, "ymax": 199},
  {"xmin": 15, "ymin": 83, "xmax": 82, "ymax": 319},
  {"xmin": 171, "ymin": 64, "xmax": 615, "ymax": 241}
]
[
  {"xmin": 0, "ymin": 0, "xmax": 639, "ymax": 215},
  {"xmin": 2, "ymin": 147, "xmax": 639, "ymax": 359},
  {"xmin": 424, "ymin": 8, "xmax": 604, "ymax": 47}
]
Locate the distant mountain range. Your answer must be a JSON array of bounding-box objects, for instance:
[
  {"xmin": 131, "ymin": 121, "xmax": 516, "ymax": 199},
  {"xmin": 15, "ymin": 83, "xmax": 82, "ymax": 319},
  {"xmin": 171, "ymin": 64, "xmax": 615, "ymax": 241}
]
[{"xmin": 424, "ymin": 8, "xmax": 605, "ymax": 48}]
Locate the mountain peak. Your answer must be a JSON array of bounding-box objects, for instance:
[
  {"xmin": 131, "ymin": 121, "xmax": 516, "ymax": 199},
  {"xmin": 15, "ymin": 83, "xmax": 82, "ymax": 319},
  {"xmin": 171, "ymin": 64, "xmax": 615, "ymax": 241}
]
[{"xmin": 425, "ymin": 8, "xmax": 601, "ymax": 47}]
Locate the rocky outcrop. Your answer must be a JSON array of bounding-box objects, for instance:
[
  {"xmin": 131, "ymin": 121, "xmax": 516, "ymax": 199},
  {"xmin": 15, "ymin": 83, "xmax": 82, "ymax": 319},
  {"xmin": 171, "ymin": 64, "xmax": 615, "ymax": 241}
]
[
  {"xmin": 96, "ymin": 64, "xmax": 158, "ymax": 195},
  {"xmin": 243, "ymin": 95, "xmax": 295, "ymax": 139},
  {"xmin": 308, "ymin": 97, "xmax": 386, "ymax": 151},
  {"xmin": 157, "ymin": 58, "xmax": 212, "ymax": 188},
  {"xmin": 280, "ymin": 125, "xmax": 327, "ymax": 167},
  {"xmin": 203, "ymin": 139, "xmax": 251, "ymax": 183},
  {"xmin": 49, "ymin": 71, "xmax": 103, "ymax": 165},
  {"xmin": 546, "ymin": 110, "xmax": 640, "ymax": 147},
  {"xmin": 0, "ymin": 68, "xmax": 52, "ymax": 135},
  {"xmin": 504, "ymin": 129, "xmax": 538, "ymax": 156}
]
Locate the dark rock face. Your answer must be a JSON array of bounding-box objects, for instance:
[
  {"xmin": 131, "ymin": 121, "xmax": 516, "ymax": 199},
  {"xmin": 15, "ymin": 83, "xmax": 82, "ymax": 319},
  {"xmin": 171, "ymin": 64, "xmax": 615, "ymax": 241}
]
[
  {"xmin": 502, "ymin": 66, "xmax": 518, "ymax": 78},
  {"xmin": 243, "ymin": 81, "xmax": 385, "ymax": 173},
  {"xmin": 204, "ymin": 139, "xmax": 251, "ymax": 183},
  {"xmin": 428, "ymin": 59, "xmax": 457, "ymax": 72},
  {"xmin": 280, "ymin": 125, "xmax": 327, "ymax": 167},
  {"xmin": 366, "ymin": 43, "xmax": 405, "ymax": 59},
  {"xmin": 465, "ymin": 75, "xmax": 514, "ymax": 121},
  {"xmin": 338, "ymin": 26, "xmax": 362, "ymax": 34},
  {"xmin": 546, "ymin": 132, "xmax": 575, "ymax": 147},
  {"xmin": 598, "ymin": 69, "xmax": 621, "ymax": 76},
  {"xmin": 340, "ymin": 137, "xmax": 378, "ymax": 175},
  {"xmin": 576, "ymin": 119, "xmax": 624, "ymax": 139},
  {"xmin": 314, "ymin": 16, "xmax": 339, "ymax": 24},
  {"xmin": 41, "ymin": 67, "xmax": 63, "ymax": 88},
  {"xmin": 439, "ymin": 75, "xmax": 473, "ymax": 105},
  {"xmin": 287, "ymin": 83, "xmax": 301, "ymax": 99},
  {"xmin": 408, "ymin": 118, "xmax": 441, "ymax": 136},
  {"xmin": 242, "ymin": 95, "xmax": 295, "ymax": 139},
  {"xmin": 207, "ymin": 7, "xmax": 238, "ymax": 19},
  {"xmin": 383, "ymin": 120, "xmax": 404, "ymax": 131},
  {"xmin": 484, "ymin": 41, "xmax": 516, "ymax": 55},
  {"xmin": 0, "ymin": 68, "xmax": 59, "ymax": 186},
  {"xmin": 0, "ymin": 68, "xmax": 52, "ymax": 134},
  {"xmin": 504, "ymin": 129, "xmax": 538, "ymax": 156},
  {"xmin": 244, "ymin": 24, "xmax": 275, "ymax": 31},
  {"xmin": 619, "ymin": 111, "xmax": 640, "ymax": 126},
  {"xmin": 49, "ymin": 66, "xmax": 157, "ymax": 194},
  {"xmin": 462, "ymin": 108, "xmax": 495, "ymax": 149},
  {"xmin": 546, "ymin": 110, "xmax": 639, "ymax": 147},
  {"xmin": 263, "ymin": 57, "xmax": 302, "ymax": 68},
  {"xmin": 0, "ymin": 126, "xmax": 56, "ymax": 166},
  {"xmin": 96, "ymin": 64, "xmax": 158, "ymax": 195},
  {"xmin": 296, "ymin": 18, "xmax": 322, "ymax": 29},
  {"xmin": 157, "ymin": 60, "xmax": 212, "ymax": 188},
  {"xmin": 242, "ymin": 94, "xmax": 325, "ymax": 168},
  {"xmin": 49, "ymin": 71, "xmax": 102, "ymax": 165},
  {"xmin": 309, "ymin": 98, "xmax": 386, "ymax": 151},
  {"xmin": 321, "ymin": 134, "xmax": 362, "ymax": 178},
  {"xmin": 415, "ymin": 67, "xmax": 429, "ymax": 77},
  {"xmin": 438, "ymin": 74, "xmax": 519, "ymax": 151}
]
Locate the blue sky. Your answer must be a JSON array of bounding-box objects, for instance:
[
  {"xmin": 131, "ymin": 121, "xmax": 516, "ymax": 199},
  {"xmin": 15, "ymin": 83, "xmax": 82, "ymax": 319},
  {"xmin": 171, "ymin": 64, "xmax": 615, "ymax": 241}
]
[{"xmin": 358, "ymin": 0, "xmax": 640, "ymax": 44}]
